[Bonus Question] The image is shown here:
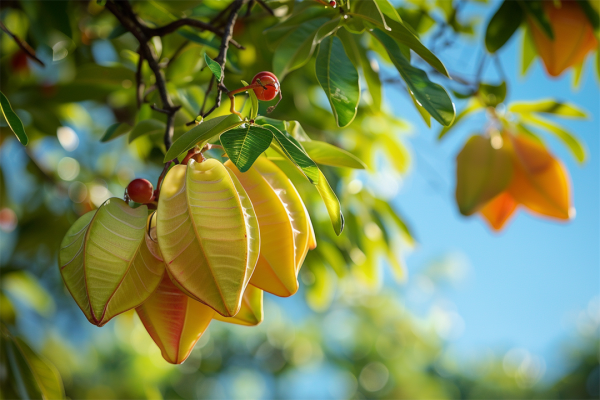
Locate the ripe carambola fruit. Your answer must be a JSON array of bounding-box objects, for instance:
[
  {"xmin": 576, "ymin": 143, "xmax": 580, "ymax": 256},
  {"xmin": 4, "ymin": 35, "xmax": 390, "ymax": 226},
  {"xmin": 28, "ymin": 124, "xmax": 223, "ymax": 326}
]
[
  {"xmin": 529, "ymin": 1, "xmax": 597, "ymax": 77},
  {"xmin": 59, "ymin": 198, "xmax": 165, "ymax": 326},
  {"xmin": 226, "ymin": 157, "xmax": 316, "ymax": 297},
  {"xmin": 213, "ymin": 283, "xmax": 264, "ymax": 326},
  {"xmin": 506, "ymin": 134, "xmax": 573, "ymax": 220},
  {"xmin": 480, "ymin": 191, "xmax": 518, "ymax": 231},
  {"xmin": 455, "ymin": 135, "xmax": 513, "ymax": 216},
  {"xmin": 156, "ymin": 158, "xmax": 260, "ymax": 317}
]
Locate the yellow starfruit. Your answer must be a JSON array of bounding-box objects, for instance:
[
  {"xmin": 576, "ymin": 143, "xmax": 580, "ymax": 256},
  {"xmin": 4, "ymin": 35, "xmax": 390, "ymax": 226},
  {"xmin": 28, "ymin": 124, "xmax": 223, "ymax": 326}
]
[
  {"xmin": 156, "ymin": 159, "xmax": 260, "ymax": 317},
  {"xmin": 480, "ymin": 191, "xmax": 518, "ymax": 231},
  {"xmin": 226, "ymin": 157, "xmax": 316, "ymax": 297},
  {"xmin": 136, "ymin": 274, "xmax": 214, "ymax": 364},
  {"xmin": 529, "ymin": 1, "xmax": 597, "ymax": 77},
  {"xmin": 213, "ymin": 284, "xmax": 264, "ymax": 326},
  {"xmin": 59, "ymin": 198, "xmax": 165, "ymax": 326}
]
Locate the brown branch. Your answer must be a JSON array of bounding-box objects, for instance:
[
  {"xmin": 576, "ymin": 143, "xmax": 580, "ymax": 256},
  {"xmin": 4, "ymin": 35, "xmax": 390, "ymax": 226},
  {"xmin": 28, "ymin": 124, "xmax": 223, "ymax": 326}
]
[
  {"xmin": 136, "ymin": 48, "xmax": 144, "ymax": 108},
  {"xmin": 0, "ymin": 21, "xmax": 45, "ymax": 67},
  {"xmin": 145, "ymin": 18, "xmax": 243, "ymax": 49},
  {"xmin": 255, "ymin": 0, "xmax": 275, "ymax": 16}
]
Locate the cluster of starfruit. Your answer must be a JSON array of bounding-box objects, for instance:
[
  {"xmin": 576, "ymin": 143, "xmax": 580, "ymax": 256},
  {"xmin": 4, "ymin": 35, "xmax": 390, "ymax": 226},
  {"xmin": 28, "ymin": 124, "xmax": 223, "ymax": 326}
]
[
  {"xmin": 59, "ymin": 156, "xmax": 315, "ymax": 364},
  {"xmin": 455, "ymin": 131, "xmax": 573, "ymax": 231}
]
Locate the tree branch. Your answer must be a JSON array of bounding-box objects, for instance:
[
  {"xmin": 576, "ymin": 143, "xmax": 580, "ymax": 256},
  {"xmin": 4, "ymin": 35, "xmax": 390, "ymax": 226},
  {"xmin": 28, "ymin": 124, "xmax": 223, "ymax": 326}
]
[
  {"xmin": 0, "ymin": 21, "xmax": 45, "ymax": 67},
  {"xmin": 145, "ymin": 18, "xmax": 244, "ymax": 49}
]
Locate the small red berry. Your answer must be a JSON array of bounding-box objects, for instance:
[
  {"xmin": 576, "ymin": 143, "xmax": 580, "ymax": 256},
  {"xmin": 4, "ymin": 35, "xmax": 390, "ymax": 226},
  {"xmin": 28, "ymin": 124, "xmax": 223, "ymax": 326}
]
[
  {"xmin": 127, "ymin": 179, "xmax": 154, "ymax": 204},
  {"xmin": 251, "ymin": 71, "xmax": 280, "ymax": 101},
  {"xmin": 329, "ymin": 0, "xmax": 336, "ymax": 7}
]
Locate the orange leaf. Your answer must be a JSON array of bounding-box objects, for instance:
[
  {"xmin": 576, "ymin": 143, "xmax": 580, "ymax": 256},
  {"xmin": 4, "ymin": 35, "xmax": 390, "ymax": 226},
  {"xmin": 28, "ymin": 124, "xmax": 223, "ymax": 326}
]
[
  {"xmin": 480, "ymin": 191, "xmax": 518, "ymax": 231},
  {"xmin": 529, "ymin": 1, "xmax": 597, "ymax": 77},
  {"xmin": 508, "ymin": 134, "xmax": 574, "ymax": 220},
  {"xmin": 455, "ymin": 135, "xmax": 513, "ymax": 216},
  {"xmin": 136, "ymin": 275, "xmax": 214, "ymax": 364}
]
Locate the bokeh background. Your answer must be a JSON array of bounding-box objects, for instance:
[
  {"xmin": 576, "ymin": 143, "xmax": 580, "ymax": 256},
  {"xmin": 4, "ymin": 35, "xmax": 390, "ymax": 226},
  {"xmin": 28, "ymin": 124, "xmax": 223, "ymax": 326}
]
[{"xmin": 0, "ymin": 0, "xmax": 598, "ymax": 399}]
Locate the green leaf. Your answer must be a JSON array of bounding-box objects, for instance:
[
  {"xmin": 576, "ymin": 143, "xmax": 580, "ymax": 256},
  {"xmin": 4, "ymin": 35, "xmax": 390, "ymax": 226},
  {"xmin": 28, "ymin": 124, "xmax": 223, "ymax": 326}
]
[
  {"xmin": 262, "ymin": 124, "xmax": 320, "ymax": 184},
  {"xmin": 101, "ymin": 123, "xmax": 132, "ymax": 142},
  {"xmin": 263, "ymin": 5, "xmax": 334, "ymax": 50},
  {"xmin": 478, "ymin": 81, "xmax": 507, "ymax": 107},
  {"xmin": 380, "ymin": 135, "xmax": 411, "ymax": 174},
  {"xmin": 508, "ymin": 99, "xmax": 588, "ymax": 118},
  {"xmin": 128, "ymin": 119, "xmax": 166, "ymax": 143},
  {"xmin": 572, "ymin": 61, "xmax": 584, "ymax": 90},
  {"xmin": 485, "ymin": 0, "xmax": 524, "ymax": 53},
  {"xmin": 408, "ymin": 89, "xmax": 431, "ymax": 127},
  {"xmin": 0, "ymin": 92, "xmax": 28, "ymax": 145},
  {"xmin": 355, "ymin": 15, "xmax": 450, "ymax": 77},
  {"xmin": 273, "ymin": 18, "xmax": 340, "ymax": 79},
  {"xmin": 519, "ymin": 0, "xmax": 553, "ymax": 39},
  {"xmin": 520, "ymin": 114, "xmax": 587, "ymax": 163},
  {"xmin": 576, "ymin": 0, "xmax": 600, "ymax": 32},
  {"xmin": 316, "ymin": 170, "xmax": 344, "ymax": 235},
  {"xmin": 108, "ymin": 24, "xmax": 128, "ymax": 39},
  {"xmin": 521, "ymin": 25, "xmax": 537, "ymax": 76},
  {"xmin": 353, "ymin": 0, "xmax": 396, "ymax": 30},
  {"xmin": 204, "ymin": 53, "xmax": 222, "ymax": 82},
  {"xmin": 371, "ymin": 29, "xmax": 455, "ymax": 126},
  {"xmin": 177, "ymin": 29, "xmax": 220, "ymax": 49},
  {"xmin": 302, "ymin": 141, "xmax": 366, "ymax": 169},
  {"xmin": 254, "ymin": 116, "xmax": 286, "ymax": 132},
  {"xmin": 374, "ymin": 198, "xmax": 416, "ymax": 245},
  {"xmin": 438, "ymin": 99, "xmax": 482, "ymax": 140},
  {"xmin": 241, "ymin": 80, "xmax": 259, "ymax": 120},
  {"xmin": 14, "ymin": 338, "xmax": 65, "ymax": 400},
  {"xmin": 220, "ymin": 125, "xmax": 273, "ymax": 172},
  {"xmin": 164, "ymin": 114, "xmax": 243, "ymax": 162},
  {"xmin": 316, "ymin": 35, "xmax": 360, "ymax": 128}
]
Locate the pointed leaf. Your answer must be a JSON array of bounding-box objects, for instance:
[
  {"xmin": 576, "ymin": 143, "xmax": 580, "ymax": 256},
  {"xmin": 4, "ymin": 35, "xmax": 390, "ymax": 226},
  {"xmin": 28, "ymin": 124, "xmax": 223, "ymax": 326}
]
[
  {"xmin": 164, "ymin": 114, "xmax": 243, "ymax": 162},
  {"xmin": 101, "ymin": 123, "xmax": 132, "ymax": 142},
  {"xmin": 316, "ymin": 170, "xmax": 344, "ymax": 235},
  {"xmin": 316, "ymin": 35, "xmax": 360, "ymax": 127},
  {"xmin": 508, "ymin": 99, "xmax": 588, "ymax": 118},
  {"xmin": 241, "ymin": 80, "xmax": 259, "ymax": 120},
  {"xmin": 521, "ymin": 25, "xmax": 537, "ymax": 76},
  {"xmin": 136, "ymin": 275, "xmax": 214, "ymax": 364},
  {"xmin": 455, "ymin": 135, "xmax": 514, "ymax": 216},
  {"xmin": 301, "ymin": 141, "xmax": 366, "ymax": 169},
  {"xmin": 0, "ymin": 92, "xmax": 28, "ymax": 145},
  {"xmin": 485, "ymin": 0, "xmax": 524, "ymax": 53},
  {"xmin": 221, "ymin": 125, "xmax": 273, "ymax": 172},
  {"xmin": 371, "ymin": 29, "xmax": 455, "ymax": 126},
  {"xmin": 262, "ymin": 124, "xmax": 320, "ymax": 184},
  {"xmin": 204, "ymin": 53, "xmax": 222, "ymax": 82},
  {"xmin": 480, "ymin": 191, "xmax": 518, "ymax": 231},
  {"xmin": 156, "ymin": 160, "xmax": 260, "ymax": 317},
  {"xmin": 438, "ymin": 99, "xmax": 481, "ymax": 140},
  {"xmin": 521, "ymin": 0, "xmax": 554, "ymax": 39},
  {"xmin": 214, "ymin": 284, "xmax": 264, "ymax": 326}
]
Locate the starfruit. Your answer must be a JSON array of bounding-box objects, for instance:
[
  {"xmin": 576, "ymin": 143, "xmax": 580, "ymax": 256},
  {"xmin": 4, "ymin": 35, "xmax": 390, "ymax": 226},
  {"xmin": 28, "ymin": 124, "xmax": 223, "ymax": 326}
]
[
  {"xmin": 225, "ymin": 157, "xmax": 316, "ymax": 297},
  {"xmin": 59, "ymin": 198, "xmax": 165, "ymax": 326},
  {"xmin": 213, "ymin": 284, "xmax": 264, "ymax": 326},
  {"xmin": 136, "ymin": 274, "xmax": 214, "ymax": 364},
  {"xmin": 455, "ymin": 135, "xmax": 513, "ymax": 216},
  {"xmin": 507, "ymin": 134, "xmax": 573, "ymax": 220},
  {"xmin": 480, "ymin": 191, "xmax": 518, "ymax": 231},
  {"xmin": 156, "ymin": 159, "xmax": 260, "ymax": 317},
  {"xmin": 529, "ymin": 1, "xmax": 597, "ymax": 77}
]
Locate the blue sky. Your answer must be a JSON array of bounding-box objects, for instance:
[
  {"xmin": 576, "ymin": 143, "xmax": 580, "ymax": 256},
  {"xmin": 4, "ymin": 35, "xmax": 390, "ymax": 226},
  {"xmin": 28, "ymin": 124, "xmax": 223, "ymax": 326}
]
[{"xmin": 387, "ymin": 2, "xmax": 599, "ymax": 379}]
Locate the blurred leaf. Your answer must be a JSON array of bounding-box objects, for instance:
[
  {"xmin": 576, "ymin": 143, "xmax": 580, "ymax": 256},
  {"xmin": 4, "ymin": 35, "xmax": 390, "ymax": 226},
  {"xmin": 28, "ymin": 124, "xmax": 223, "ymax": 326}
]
[
  {"xmin": 509, "ymin": 99, "xmax": 588, "ymax": 118},
  {"xmin": 521, "ymin": 25, "xmax": 537, "ymax": 76},
  {"xmin": 220, "ymin": 125, "xmax": 273, "ymax": 172},
  {"xmin": 0, "ymin": 92, "xmax": 28, "ymax": 145},
  {"xmin": 177, "ymin": 29, "xmax": 220, "ymax": 49},
  {"xmin": 306, "ymin": 262, "xmax": 336, "ymax": 312},
  {"xmin": 316, "ymin": 35, "xmax": 360, "ymax": 127},
  {"xmin": 107, "ymin": 24, "xmax": 128, "ymax": 39},
  {"xmin": 380, "ymin": 135, "xmax": 411, "ymax": 174},
  {"xmin": 438, "ymin": 99, "xmax": 481, "ymax": 140},
  {"xmin": 204, "ymin": 53, "xmax": 222, "ymax": 82},
  {"xmin": 520, "ymin": 0, "xmax": 554, "ymax": 39},
  {"xmin": 485, "ymin": 0, "xmax": 524, "ymax": 53},
  {"xmin": 129, "ymin": 119, "xmax": 166, "ymax": 143},
  {"xmin": 263, "ymin": 5, "xmax": 333, "ymax": 50},
  {"xmin": 520, "ymin": 114, "xmax": 587, "ymax": 163},
  {"xmin": 2, "ymin": 272, "xmax": 55, "ymax": 317},
  {"xmin": 262, "ymin": 124, "xmax": 320, "ymax": 184},
  {"xmin": 14, "ymin": 338, "xmax": 65, "ymax": 400},
  {"xmin": 480, "ymin": 191, "xmax": 518, "ymax": 231},
  {"xmin": 315, "ymin": 170, "xmax": 344, "ymax": 235},
  {"xmin": 577, "ymin": 0, "xmax": 600, "ymax": 32},
  {"xmin": 409, "ymin": 89, "xmax": 431, "ymax": 127},
  {"xmin": 273, "ymin": 18, "xmax": 339, "ymax": 79},
  {"xmin": 374, "ymin": 199, "xmax": 416, "ymax": 245},
  {"xmin": 371, "ymin": 29, "xmax": 455, "ymax": 126},
  {"xmin": 302, "ymin": 140, "xmax": 366, "ymax": 169},
  {"xmin": 479, "ymin": 81, "xmax": 507, "ymax": 107},
  {"xmin": 164, "ymin": 114, "xmax": 243, "ymax": 162},
  {"xmin": 101, "ymin": 123, "xmax": 132, "ymax": 142},
  {"xmin": 455, "ymin": 135, "xmax": 514, "ymax": 216},
  {"xmin": 572, "ymin": 61, "xmax": 584, "ymax": 89}
]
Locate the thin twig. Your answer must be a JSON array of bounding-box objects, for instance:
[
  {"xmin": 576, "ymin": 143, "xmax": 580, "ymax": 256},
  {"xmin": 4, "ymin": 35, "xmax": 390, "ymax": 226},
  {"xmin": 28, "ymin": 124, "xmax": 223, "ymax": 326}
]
[
  {"xmin": 145, "ymin": 18, "xmax": 244, "ymax": 49},
  {"xmin": 0, "ymin": 21, "xmax": 45, "ymax": 67},
  {"xmin": 136, "ymin": 49, "xmax": 144, "ymax": 108},
  {"xmin": 255, "ymin": 0, "xmax": 275, "ymax": 16}
]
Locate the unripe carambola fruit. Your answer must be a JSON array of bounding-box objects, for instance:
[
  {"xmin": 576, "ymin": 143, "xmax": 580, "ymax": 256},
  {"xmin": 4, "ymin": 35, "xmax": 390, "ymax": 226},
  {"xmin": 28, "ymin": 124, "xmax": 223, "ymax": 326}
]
[{"xmin": 529, "ymin": 1, "xmax": 597, "ymax": 77}]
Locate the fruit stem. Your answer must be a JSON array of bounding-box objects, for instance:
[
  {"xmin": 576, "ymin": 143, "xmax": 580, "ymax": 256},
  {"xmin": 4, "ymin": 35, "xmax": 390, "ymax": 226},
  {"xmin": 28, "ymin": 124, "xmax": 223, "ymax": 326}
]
[{"xmin": 228, "ymin": 82, "xmax": 265, "ymax": 117}]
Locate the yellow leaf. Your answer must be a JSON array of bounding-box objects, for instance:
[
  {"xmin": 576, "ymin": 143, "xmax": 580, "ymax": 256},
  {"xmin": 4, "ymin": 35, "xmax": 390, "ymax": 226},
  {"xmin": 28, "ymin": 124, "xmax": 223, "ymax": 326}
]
[
  {"xmin": 213, "ymin": 284, "xmax": 263, "ymax": 326},
  {"xmin": 479, "ymin": 191, "xmax": 518, "ymax": 231}
]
